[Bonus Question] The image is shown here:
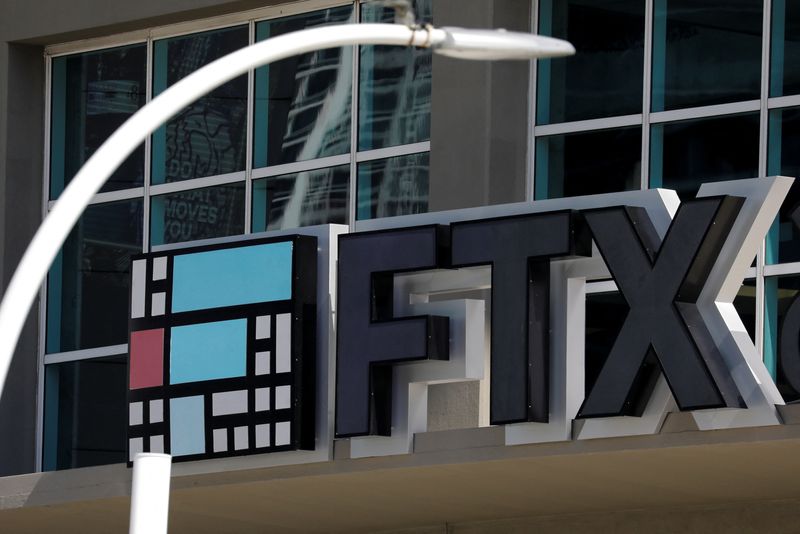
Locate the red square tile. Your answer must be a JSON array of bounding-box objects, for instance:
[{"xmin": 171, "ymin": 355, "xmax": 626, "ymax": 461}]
[{"xmin": 130, "ymin": 328, "xmax": 164, "ymax": 389}]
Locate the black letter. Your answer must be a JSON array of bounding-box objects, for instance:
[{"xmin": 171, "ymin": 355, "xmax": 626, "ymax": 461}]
[
  {"xmin": 335, "ymin": 226, "xmax": 449, "ymax": 437},
  {"xmin": 450, "ymin": 211, "xmax": 591, "ymax": 424},
  {"xmin": 578, "ymin": 196, "xmax": 745, "ymax": 418}
]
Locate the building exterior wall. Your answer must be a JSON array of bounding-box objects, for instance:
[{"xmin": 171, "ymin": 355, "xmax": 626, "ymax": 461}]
[{"xmin": 2, "ymin": 0, "xmax": 800, "ymax": 531}]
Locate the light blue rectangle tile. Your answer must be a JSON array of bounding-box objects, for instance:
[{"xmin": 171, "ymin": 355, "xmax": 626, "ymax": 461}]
[
  {"xmin": 170, "ymin": 396, "xmax": 205, "ymax": 457},
  {"xmin": 172, "ymin": 241, "xmax": 293, "ymax": 313},
  {"xmin": 170, "ymin": 319, "xmax": 247, "ymax": 384}
]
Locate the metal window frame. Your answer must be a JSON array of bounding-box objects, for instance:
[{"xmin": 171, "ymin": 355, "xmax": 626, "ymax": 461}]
[{"xmin": 38, "ymin": 0, "xmax": 433, "ymax": 471}]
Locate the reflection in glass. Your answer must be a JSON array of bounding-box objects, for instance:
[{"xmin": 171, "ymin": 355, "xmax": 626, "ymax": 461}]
[
  {"xmin": 764, "ymin": 275, "xmax": 800, "ymax": 402},
  {"xmin": 151, "ymin": 26, "xmax": 248, "ymax": 184},
  {"xmin": 650, "ymin": 113, "xmax": 759, "ymax": 199},
  {"xmin": 652, "ymin": 0, "xmax": 762, "ymax": 111},
  {"xmin": 770, "ymin": 0, "xmax": 800, "ymax": 97},
  {"xmin": 46, "ymin": 200, "xmax": 143, "ymax": 353},
  {"xmin": 535, "ymin": 127, "xmax": 641, "ymax": 200},
  {"xmin": 50, "ymin": 45, "xmax": 146, "ymax": 198},
  {"xmin": 252, "ymin": 165, "xmax": 348, "ymax": 232},
  {"xmin": 766, "ymin": 107, "xmax": 800, "ymax": 264},
  {"xmin": 537, "ymin": 0, "xmax": 644, "ymax": 125},
  {"xmin": 150, "ymin": 183, "xmax": 245, "ymax": 246},
  {"xmin": 357, "ymin": 153, "xmax": 429, "ymax": 220},
  {"xmin": 359, "ymin": 0, "xmax": 432, "ymax": 150},
  {"xmin": 43, "ymin": 356, "xmax": 127, "ymax": 470},
  {"xmin": 253, "ymin": 7, "xmax": 353, "ymax": 168}
]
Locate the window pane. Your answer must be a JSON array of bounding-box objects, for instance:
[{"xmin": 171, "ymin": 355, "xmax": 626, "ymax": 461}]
[
  {"xmin": 252, "ymin": 165, "xmax": 348, "ymax": 232},
  {"xmin": 43, "ymin": 356, "xmax": 127, "ymax": 470},
  {"xmin": 46, "ymin": 199, "xmax": 143, "ymax": 353},
  {"xmin": 735, "ymin": 279, "xmax": 757, "ymax": 343},
  {"xmin": 253, "ymin": 7, "xmax": 353, "ymax": 168},
  {"xmin": 764, "ymin": 275, "xmax": 800, "ymax": 402},
  {"xmin": 50, "ymin": 44, "xmax": 146, "ymax": 198},
  {"xmin": 150, "ymin": 183, "xmax": 245, "ymax": 246},
  {"xmin": 151, "ymin": 26, "xmax": 248, "ymax": 184},
  {"xmin": 652, "ymin": 0, "xmax": 762, "ymax": 111},
  {"xmin": 359, "ymin": 0, "xmax": 432, "ymax": 151},
  {"xmin": 535, "ymin": 127, "xmax": 641, "ymax": 200},
  {"xmin": 650, "ymin": 113, "xmax": 759, "ymax": 199},
  {"xmin": 537, "ymin": 0, "xmax": 644, "ymax": 125},
  {"xmin": 357, "ymin": 152, "xmax": 429, "ymax": 220},
  {"xmin": 770, "ymin": 0, "xmax": 800, "ymax": 97},
  {"xmin": 766, "ymin": 107, "xmax": 800, "ymax": 264}
]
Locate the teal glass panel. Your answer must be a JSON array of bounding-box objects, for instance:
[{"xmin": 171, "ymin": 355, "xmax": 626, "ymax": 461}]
[
  {"xmin": 170, "ymin": 320, "xmax": 247, "ymax": 384},
  {"xmin": 46, "ymin": 199, "xmax": 143, "ymax": 353},
  {"xmin": 766, "ymin": 107, "xmax": 800, "ymax": 264},
  {"xmin": 763, "ymin": 275, "xmax": 800, "ymax": 401},
  {"xmin": 252, "ymin": 165, "xmax": 349, "ymax": 232},
  {"xmin": 172, "ymin": 242, "xmax": 293, "ymax": 312},
  {"xmin": 359, "ymin": 0, "xmax": 431, "ymax": 150},
  {"xmin": 357, "ymin": 152, "xmax": 429, "ymax": 220},
  {"xmin": 534, "ymin": 127, "xmax": 641, "ymax": 200},
  {"xmin": 770, "ymin": 0, "xmax": 800, "ymax": 97},
  {"xmin": 151, "ymin": 26, "xmax": 248, "ymax": 184},
  {"xmin": 169, "ymin": 396, "xmax": 206, "ymax": 456},
  {"xmin": 651, "ymin": 0, "xmax": 762, "ymax": 111},
  {"xmin": 253, "ymin": 6, "xmax": 353, "ymax": 168},
  {"xmin": 649, "ymin": 113, "xmax": 759, "ymax": 199},
  {"xmin": 43, "ymin": 356, "xmax": 127, "ymax": 471},
  {"xmin": 536, "ymin": 0, "xmax": 644, "ymax": 125},
  {"xmin": 50, "ymin": 44, "xmax": 146, "ymax": 198},
  {"xmin": 150, "ymin": 183, "xmax": 245, "ymax": 246}
]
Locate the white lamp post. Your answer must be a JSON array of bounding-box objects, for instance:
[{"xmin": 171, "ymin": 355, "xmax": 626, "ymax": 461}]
[{"xmin": 0, "ymin": 15, "xmax": 573, "ymax": 534}]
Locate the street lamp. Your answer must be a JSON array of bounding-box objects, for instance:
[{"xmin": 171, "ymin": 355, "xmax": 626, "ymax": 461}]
[{"xmin": 0, "ymin": 13, "xmax": 573, "ymax": 534}]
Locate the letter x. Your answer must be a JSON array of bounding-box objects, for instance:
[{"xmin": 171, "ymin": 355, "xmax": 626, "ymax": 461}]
[{"xmin": 578, "ymin": 196, "xmax": 746, "ymax": 418}]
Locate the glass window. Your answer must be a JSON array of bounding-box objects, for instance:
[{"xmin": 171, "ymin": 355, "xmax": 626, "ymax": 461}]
[
  {"xmin": 764, "ymin": 275, "xmax": 800, "ymax": 402},
  {"xmin": 253, "ymin": 7, "xmax": 353, "ymax": 168},
  {"xmin": 650, "ymin": 113, "xmax": 759, "ymax": 199},
  {"xmin": 50, "ymin": 44, "xmax": 146, "ymax": 198},
  {"xmin": 357, "ymin": 152, "xmax": 429, "ymax": 220},
  {"xmin": 770, "ymin": 0, "xmax": 800, "ymax": 97},
  {"xmin": 652, "ymin": 0, "xmax": 762, "ymax": 111},
  {"xmin": 46, "ymin": 199, "xmax": 143, "ymax": 353},
  {"xmin": 359, "ymin": 0, "xmax": 432, "ymax": 151},
  {"xmin": 535, "ymin": 126, "xmax": 641, "ymax": 200},
  {"xmin": 43, "ymin": 356, "xmax": 128, "ymax": 470},
  {"xmin": 151, "ymin": 26, "xmax": 249, "ymax": 184},
  {"xmin": 150, "ymin": 184, "xmax": 245, "ymax": 246},
  {"xmin": 252, "ymin": 165, "xmax": 349, "ymax": 232},
  {"xmin": 536, "ymin": 0, "xmax": 645, "ymax": 125},
  {"xmin": 735, "ymin": 279, "xmax": 757, "ymax": 343},
  {"xmin": 766, "ymin": 107, "xmax": 800, "ymax": 265}
]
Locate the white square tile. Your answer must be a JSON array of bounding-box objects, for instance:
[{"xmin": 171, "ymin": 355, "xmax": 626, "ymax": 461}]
[
  {"xmin": 255, "ymin": 388, "xmax": 270, "ymax": 412},
  {"xmin": 129, "ymin": 402, "xmax": 143, "ymax": 426},
  {"xmin": 149, "ymin": 399, "xmax": 163, "ymax": 424},
  {"xmin": 275, "ymin": 385, "xmax": 291, "ymax": 410},
  {"xmin": 152, "ymin": 257, "xmax": 168, "ymax": 281},
  {"xmin": 256, "ymin": 315, "xmax": 271, "ymax": 339},
  {"xmin": 255, "ymin": 351, "xmax": 271, "ymax": 375},
  {"xmin": 151, "ymin": 292, "xmax": 166, "ymax": 316},
  {"xmin": 255, "ymin": 424, "xmax": 270, "ymax": 448},
  {"xmin": 129, "ymin": 437, "xmax": 143, "ymax": 462},
  {"xmin": 234, "ymin": 426, "xmax": 249, "ymax": 451},
  {"xmin": 150, "ymin": 435, "xmax": 164, "ymax": 454},
  {"xmin": 275, "ymin": 421, "xmax": 291, "ymax": 446},
  {"xmin": 213, "ymin": 428, "xmax": 228, "ymax": 453}
]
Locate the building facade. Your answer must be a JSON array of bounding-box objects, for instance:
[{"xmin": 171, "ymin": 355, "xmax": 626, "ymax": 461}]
[{"xmin": 2, "ymin": 0, "xmax": 800, "ymax": 532}]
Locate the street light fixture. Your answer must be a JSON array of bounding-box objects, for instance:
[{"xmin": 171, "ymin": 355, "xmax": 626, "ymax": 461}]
[{"xmin": 0, "ymin": 13, "xmax": 573, "ymax": 534}]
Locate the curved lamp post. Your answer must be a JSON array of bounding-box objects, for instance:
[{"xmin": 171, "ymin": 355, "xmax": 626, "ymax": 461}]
[{"xmin": 0, "ymin": 18, "xmax": 573, "ymax": 534}]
